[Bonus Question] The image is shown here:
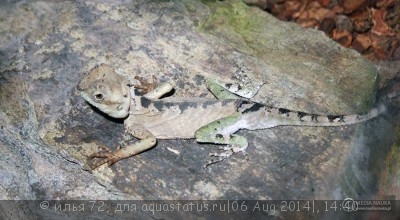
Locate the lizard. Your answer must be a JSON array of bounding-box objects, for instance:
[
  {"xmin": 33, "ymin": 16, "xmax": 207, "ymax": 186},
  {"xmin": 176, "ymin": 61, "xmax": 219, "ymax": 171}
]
[{"xmin": 77, "ymin": 64, "xmax": 387, "ymax": 169}]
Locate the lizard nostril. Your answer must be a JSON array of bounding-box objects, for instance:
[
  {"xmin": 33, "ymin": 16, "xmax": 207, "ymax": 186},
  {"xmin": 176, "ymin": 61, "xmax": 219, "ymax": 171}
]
[{"xmin": 117, "ymin": 104, "xmax": 123, "ymax": 111}]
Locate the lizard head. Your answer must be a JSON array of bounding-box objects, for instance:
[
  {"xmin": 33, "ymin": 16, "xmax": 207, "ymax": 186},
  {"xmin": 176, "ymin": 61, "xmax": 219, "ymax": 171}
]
[{"xmin": 77, "ymin": 64, "xmax": 131, "ymax": 118}]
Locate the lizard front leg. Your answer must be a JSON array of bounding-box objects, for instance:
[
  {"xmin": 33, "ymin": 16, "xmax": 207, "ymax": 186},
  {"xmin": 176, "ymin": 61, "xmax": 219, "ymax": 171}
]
[
  {"xmin": 90, "ymin": 124, "xmax": 157, "ymax": 169},
  {"xmin": 194, "ymin": 112, "xmax": 249, "ymax": 166},
  {"xmin": 134, "ymin": 75, "xmax": 173, "ymax": 99}
]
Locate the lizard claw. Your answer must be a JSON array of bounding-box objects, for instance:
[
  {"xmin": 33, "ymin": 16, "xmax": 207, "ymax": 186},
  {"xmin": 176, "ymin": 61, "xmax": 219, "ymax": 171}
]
[
  {"xmin": 204, "ymin": 145, "xmax": 248, "ymax": 167},
  {"xmin": 204, "ymin": 151, "xmax": 233, "ymax": 167},
  {"xmin": 89, "ymin": 145, "xmax": 119, "ymax": 169},
  {"xmin": 89, "ymin": 144, "xmax": 113, "ymax": 157},
  {"xmin": 134, "ymin": 75, "xmax": 158, "ymax": 94}
]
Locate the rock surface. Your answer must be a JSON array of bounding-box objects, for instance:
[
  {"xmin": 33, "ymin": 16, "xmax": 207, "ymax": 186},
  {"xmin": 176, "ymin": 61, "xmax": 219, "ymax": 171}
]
[{"xmin": 0, "ymin": 0, "xmax": 398, "ymax": 219}]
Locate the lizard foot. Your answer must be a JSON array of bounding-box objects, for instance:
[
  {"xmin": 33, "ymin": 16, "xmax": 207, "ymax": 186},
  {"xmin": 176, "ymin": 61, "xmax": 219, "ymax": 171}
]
[
  {"xmin": 89, "ymin": 145, "xmax": 120, "ymax": 169},
  {"xmin": 205, "ymin": 145, "xmax": 248, "ymax": 167},
  {"xmin": 134, "ymin": 75, "xmax": 158, "ymax": 94}
]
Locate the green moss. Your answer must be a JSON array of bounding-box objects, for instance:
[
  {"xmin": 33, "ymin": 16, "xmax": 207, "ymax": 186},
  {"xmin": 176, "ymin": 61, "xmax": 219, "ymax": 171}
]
[
  {"xmin": 197, "ymin": 0, "xmax": 264, "ymax": 53},
  {"xmin": 386, "ymin": 143, "xmax": 399, "ymax": 175},
  {"xmin": 375, "ymin": 125, "xmax": 400, "ymax": 197},
  {"xmin": 200, "ymin": 0, "xmax": 218, "ymax": 3},
  {"xmin": 0, "ymin": 77, "xmax": 28, "ymax": 124}
]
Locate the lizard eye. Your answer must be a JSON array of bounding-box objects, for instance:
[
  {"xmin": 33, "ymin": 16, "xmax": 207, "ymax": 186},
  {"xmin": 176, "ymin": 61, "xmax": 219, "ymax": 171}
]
[{"xmin": 94, "ymin": 93, "xmax": 104, "ymax": 101}]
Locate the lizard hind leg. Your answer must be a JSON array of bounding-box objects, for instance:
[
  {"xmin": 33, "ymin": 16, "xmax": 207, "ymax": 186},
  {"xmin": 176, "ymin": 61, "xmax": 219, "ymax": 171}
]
[
  {"xmin": 207, "ymin": 134, "xmax": 249, "ymax": 166},
  {"xmin": 205, "ymin": 78, "xmax": 263, "ymax": 99},
  {"xmin": 205, "ymin": 78, "xmax": 242, "ymax": 100},
  {"xmin": 194, "ymin": 112, "xmax": 249, "ymax": 166}
]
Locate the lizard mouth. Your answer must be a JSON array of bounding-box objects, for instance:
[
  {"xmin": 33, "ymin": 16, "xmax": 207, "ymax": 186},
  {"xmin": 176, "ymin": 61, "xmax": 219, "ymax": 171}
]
[{"xmin": 108, "ymin": 99, "xmax": 131, "ymax": 118}]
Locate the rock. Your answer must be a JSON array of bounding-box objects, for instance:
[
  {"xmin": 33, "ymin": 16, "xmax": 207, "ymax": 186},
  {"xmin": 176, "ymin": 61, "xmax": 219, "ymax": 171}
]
[{"xmin": 196, "ymin": 0, "xmax": 378, "ymax": 115}]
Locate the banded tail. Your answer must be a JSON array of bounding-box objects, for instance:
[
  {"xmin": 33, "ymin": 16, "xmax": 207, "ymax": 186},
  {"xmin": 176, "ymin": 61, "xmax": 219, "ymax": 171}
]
[{"xmin": 240, "ymin": 103, "xmax": 387, "ymax": 130}]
